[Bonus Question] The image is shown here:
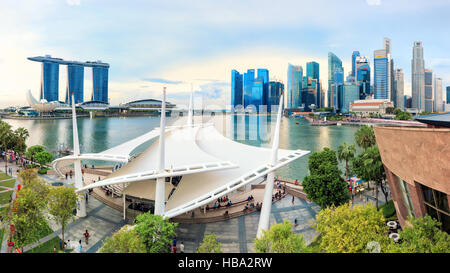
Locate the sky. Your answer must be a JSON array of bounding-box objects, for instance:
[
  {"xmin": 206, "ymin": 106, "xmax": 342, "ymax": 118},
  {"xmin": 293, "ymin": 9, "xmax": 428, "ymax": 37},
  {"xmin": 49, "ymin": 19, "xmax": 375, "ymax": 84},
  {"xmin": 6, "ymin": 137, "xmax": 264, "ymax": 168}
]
[{"xmin": 1, "ymin": 0, "xmax": 450, "ymax": 108}]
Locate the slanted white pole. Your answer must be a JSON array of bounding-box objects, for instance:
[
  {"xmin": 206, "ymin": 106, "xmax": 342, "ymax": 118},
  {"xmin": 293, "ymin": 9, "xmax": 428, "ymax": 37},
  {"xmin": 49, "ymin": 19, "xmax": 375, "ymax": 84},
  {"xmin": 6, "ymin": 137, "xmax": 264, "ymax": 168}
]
[
  {"xmin": 257, "ymin": 93, "xmax": 284, "ymax": 238},
  {"xmin": 187, "ymin": 84, "xmax": 194, "ymax": 127},
  {"xmin": 154, "ymin": 87, "xmax": 167, "ymax": 216},
  {"xmin": 72, "ymin": 93, "xmax": 87, "ymax": 217}
]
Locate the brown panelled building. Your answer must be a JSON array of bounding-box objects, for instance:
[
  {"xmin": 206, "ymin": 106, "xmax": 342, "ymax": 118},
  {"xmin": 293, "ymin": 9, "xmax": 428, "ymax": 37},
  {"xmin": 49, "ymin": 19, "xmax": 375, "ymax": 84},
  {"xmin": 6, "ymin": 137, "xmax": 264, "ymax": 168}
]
[{"xmin": 374, "ymin": 125, "xmax": 450, "ymax": 232}]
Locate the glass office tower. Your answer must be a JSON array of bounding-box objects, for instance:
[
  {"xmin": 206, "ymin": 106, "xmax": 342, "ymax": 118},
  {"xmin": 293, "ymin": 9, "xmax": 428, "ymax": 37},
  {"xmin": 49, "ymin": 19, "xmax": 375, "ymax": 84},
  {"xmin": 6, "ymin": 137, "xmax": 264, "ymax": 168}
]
[
  {"xmin": 231, "ymin": 69, "xmax": 244, "ymax": 108},
  {"xmin": 374, "ymin": 49, "xmax": 389, "ymax": 100},
  {"xmin": 287, "ymin": 64, "xmax": 303, "ymax": 108},
  {"xmin": 341, "ymin": 83, "xmax": 360, "ymax": 113},
  {"xmin": 333, "ymin": 68, "xmax": 344, "ymax": 111},
  {"xmin": 356, "ymin": 56, "xmax": 371, "ymax": 99},
  {"xmin": 306, "ymin": 61, "xmax": 320, "ymax": 107},
  {"xmin": 243, "ymin": 69, "xmax": 255, "ymax": 108},
  {"xmin": 92, "ymin": 66, "xmax": 109, "ymax": 103},
  {"xmin": 447, "ymin": 86, "xmax": 450, "ymax": 104},
  {"xmin": 352, "ymin": 51, "xmax": 360, "ymax": 77},
  {"xmin": 40, "ymin": 61, "xmax": 59, "ymax": 102},
  {"xmin": 268, "ymin": 81, "xmax": 284, "ymax": 112},
  {"xmin": 257, "ymin": 68, "xmax": 269, "ymax": 110},
  {"xmin": 328, "ymin": 52, "xmax": 343, "ymax": 108},
  {"xmin": 251, "ymin": 80, "xmax": 264, "ymax": 112},
  {"xmin": 66, "ymin": 64, "xmax": 84, "ymax": 105},
  {"xmin": 424, "ymin": 69, "xmax": 434, "ymax": 112}
]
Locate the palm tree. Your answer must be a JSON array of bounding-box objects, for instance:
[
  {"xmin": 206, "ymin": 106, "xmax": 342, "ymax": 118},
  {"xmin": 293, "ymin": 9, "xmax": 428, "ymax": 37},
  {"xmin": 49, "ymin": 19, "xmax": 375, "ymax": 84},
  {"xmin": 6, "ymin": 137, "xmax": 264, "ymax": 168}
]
[
  {"xmin": 14, "ymin": 127, "xmax": 29, "ymax": 158},
  {"xmin": 354, "ymin": 125, "xmax": 376, "ymax": 150},
  {"xmin": 0, "ymin": 121, "xmax": 13, "ymax": 173},
  {"xmin": 337, "ymin": 142, "xmax": 356, "ymax": 179}
]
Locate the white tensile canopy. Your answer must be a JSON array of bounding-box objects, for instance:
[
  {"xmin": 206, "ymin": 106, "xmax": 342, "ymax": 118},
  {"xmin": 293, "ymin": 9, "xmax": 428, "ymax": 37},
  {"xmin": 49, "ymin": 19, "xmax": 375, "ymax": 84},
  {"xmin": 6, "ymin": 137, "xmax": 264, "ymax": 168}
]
[{"xmin": 52, "ymin": 93, "xmax": 309, "ymax": 219}]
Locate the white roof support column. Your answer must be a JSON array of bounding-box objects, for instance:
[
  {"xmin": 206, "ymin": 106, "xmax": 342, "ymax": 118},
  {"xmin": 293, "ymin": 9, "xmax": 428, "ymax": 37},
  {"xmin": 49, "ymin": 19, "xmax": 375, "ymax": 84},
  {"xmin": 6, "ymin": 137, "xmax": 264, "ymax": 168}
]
[
  {"xmin": 72, "ymin": 93, "xmax": 86, "ymax": 218},
  {"xmin": 257, "ymin": 94, "xmax": 284, "ymax": 238},
  {"xmin": 154, "ymin": 87, "xmax": 167, "ymax": 216},
  {"xmin": 187, "ymin": 84, "xmax": 194, "ymax": 127}
]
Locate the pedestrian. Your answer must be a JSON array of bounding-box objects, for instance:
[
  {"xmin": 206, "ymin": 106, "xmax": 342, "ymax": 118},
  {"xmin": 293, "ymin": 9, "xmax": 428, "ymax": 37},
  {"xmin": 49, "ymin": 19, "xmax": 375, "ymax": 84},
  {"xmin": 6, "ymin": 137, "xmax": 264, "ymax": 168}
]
[
  {"xmin": 84, "ymin": 229, "xmax": 90, "ymax": 244},
  {"xmin": 59, "ymin": 238, "xmax": 63, "ymax": 250},
  {"xmin": 292, "ymin": 195, "xmax": 295, "ymax": 205},
  {"xmin": 53, "ymin": 246, "xmax": 57, "ymax": 253},
  {"xmin": 85, "ymin": 192, "xmax": 89, "ymax": 204},
  {"xmin": 294, "ymin": 218, "xmax": 298, "ymax": 227},
  {"xmin": 173, "ymin": 245, "xmax": 177, "ymax": 253},
  {"xmin": 65, "ymin": 173, "xmax": 68, "ymax": 180},
  {"xmin": 77, "ymin": 240, "xmax": 82, "ymax": 253},
  {"xmin": 172, "ymin": 237, "xmax": 177, "ymax": 247},
  {"xmin": 180, "ymin": 242, "xmax": 184, "ymax": 253}
]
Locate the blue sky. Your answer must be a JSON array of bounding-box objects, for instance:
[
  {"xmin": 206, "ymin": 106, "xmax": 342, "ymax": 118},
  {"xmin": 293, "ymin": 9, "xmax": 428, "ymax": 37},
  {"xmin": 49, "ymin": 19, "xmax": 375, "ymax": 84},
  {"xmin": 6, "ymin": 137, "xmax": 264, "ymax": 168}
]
[{"xmin": 1, "ymin": 0, "xmax": 450, "ymax": 108}]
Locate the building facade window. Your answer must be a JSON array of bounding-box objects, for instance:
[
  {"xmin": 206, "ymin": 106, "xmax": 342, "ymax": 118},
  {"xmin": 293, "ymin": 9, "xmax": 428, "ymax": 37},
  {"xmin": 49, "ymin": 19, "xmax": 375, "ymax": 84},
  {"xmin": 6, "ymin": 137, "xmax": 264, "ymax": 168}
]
[
  {"xmin": 420, "ymin": 184, "xmax": 450, "ymax": 233},
  {"xmin": 396, "ymin": 176, "xmax": 416, "ymax": 218}
]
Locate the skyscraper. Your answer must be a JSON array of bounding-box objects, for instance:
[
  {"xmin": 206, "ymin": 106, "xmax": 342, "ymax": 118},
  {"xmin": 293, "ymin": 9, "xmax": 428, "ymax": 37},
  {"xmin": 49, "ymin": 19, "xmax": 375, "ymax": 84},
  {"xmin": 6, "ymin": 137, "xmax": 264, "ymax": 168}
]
[
  {"xmin": 268, "ymin": 81, "xmax": 284, "ymax": 112},
  {"xmin": 328, "ymin": 52, "xmax": 343, "ymax": 108},
  {"xmin": 251, "ymin": 79, "xmax": 264, "ymax": 111},
  {"xmin": 92, "ymin": 66, "xmax": 109, "ymax": 103},
  {"xmin": 434, "ymin": 77, "xmax": 443, "ymax": 112},
  {"xmin": 383, "ymin": 38, "xmax": 393, "ymax": 101},
  {"xmin": 374, "ymin": 49, "xmax": 389, "ymax": 100},
  {"xmin": 306, "ymin": 61, "xmax": 320, "ymax": 107},
  {"xmin": 412, "ymin": 41, "xmax": 425, "ymax": 111},
  {"xmin": 40, "ymin": 61, "xmax": 59, "ymax": 102},
  {"xmin": 66, "ymin": 64, "xmax": 84, "ymax": 105},
  {"xmin": 424, "ymin": 69, "xmax": 433, "ymax": 112},
  {"xmin": 231, "ymin": 69, "xmax": 244, "ymax": 108},
  {"xmin": 447, "ymin": 86, "xmax": 450, "ymax": 104},
  {"xmin": 332, "ymin": 68, "xmax": 344, "ymax": 111},
  {"xmin": 355, "ymin": 56, "xmax": 371, "ymax": 99},
  {"xmin": 257, "ymin": 68, "xmax": 269, "ymax": 109},
  {"xmin": 287, "ymin": 64, "xmax": 303, "ymax": 108},
  {"xmin": 393, "ymin": 69, "xmax": 404, "ymax": 110},
  {"xmin": 301, "ymin": 76, "xmax": 318, "ymax": 111},
  {"xmin": 340, "ymin": 83, "xmax": 360, "ymax": 113},
  {"xmin": 352, "ymin": 51, "xmax": 360, "ymax": 77},
  {"xmin": 243, "ymin": 69, "xmax": 255, "ymax": 108}
]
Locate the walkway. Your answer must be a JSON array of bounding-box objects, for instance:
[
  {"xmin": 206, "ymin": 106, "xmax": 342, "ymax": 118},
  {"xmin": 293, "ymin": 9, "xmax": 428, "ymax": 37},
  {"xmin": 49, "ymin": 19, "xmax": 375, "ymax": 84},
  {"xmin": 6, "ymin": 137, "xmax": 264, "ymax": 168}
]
[{"xmin": 175, "ymin": 195, "xmax": 320, "ymax": 253}]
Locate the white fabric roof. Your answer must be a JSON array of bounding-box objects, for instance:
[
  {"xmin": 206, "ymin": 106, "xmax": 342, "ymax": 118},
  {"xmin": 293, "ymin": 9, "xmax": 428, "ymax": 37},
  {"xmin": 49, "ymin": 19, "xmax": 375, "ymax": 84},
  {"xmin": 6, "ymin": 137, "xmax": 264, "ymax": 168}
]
[{"xmin": 60, "ymin": 115, "xmax": 309, "ymax": 218}]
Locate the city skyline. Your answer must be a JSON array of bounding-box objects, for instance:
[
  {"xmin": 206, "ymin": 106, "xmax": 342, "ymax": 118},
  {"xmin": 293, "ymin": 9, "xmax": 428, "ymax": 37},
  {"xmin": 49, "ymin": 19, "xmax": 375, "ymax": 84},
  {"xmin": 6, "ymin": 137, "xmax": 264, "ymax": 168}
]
[{"xmin": 1, "ymin": 0, "xmax": 450, "ymax": 108}]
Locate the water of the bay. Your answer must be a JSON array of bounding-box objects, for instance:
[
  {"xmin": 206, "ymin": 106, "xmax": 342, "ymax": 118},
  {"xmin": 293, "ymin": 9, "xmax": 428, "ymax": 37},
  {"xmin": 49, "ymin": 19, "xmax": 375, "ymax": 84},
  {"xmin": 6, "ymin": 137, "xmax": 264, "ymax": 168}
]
[{"xmin": 3, "ymin": 114, "xmax": 361, "ymax": 181}]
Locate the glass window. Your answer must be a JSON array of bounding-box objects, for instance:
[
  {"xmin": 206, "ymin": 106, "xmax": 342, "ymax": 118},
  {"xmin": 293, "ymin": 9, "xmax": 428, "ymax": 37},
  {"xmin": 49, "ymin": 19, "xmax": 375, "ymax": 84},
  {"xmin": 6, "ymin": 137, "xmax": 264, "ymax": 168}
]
[
  {"xmin": 396, "ymin": 176, "xmax": 416, "ymax": 218},
  {"xmin": 420, "ymin": 184, "xmax": 450, "ymax": 233}
]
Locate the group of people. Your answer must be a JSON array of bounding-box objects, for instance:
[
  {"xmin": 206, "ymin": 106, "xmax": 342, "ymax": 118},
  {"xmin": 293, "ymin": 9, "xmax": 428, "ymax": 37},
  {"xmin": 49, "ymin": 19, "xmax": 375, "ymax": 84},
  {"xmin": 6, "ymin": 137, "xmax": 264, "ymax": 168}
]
[
  {"xmin": 170, "ymin": 237, "xmax": 184, "ymax": 253},
  {"xmin": 56, "ymin": 229, "xmax": 90, "ymax": 253},
  {"xmin": 272, "ymin": 190, "xmax": 283, "ymax": 201}
]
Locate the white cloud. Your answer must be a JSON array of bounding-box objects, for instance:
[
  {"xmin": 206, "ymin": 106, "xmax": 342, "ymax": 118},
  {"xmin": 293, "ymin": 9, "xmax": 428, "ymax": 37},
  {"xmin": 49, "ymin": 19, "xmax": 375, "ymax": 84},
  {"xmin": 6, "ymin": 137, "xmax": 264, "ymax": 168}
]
[{"xmin": 366, "ymin": 0, "xmax": 381, "ymax": 6}]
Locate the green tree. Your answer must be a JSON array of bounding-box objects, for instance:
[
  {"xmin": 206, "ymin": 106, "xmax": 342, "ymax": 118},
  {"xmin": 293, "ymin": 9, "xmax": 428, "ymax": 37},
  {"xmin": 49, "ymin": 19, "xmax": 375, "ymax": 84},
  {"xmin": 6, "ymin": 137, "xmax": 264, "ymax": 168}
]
[
  {"xmin": 302, "ymin": 148, "xmax": 350, "ymax": 209},
  {"xmin": 393, "ymin": 108, "xmax": 402, "ymax": 115},
  {"xmin": 352, "ymin": 146, "xmax": 387, "ymax": 208},
  {"xmin": 47, "ymin": 186, "xmax": 78, "ymax": 247},
  {"xmin": 354, "ymin": 125, "xmax": 376, "ymax": 150},
  {"xmin": 388, "ymin": 215, "xmax": 450, "ymax": 253},
  {"xmin": 25, "ymin": 145, "xmax": 45, "ymax": 163},
  {"xmin": 395, "ymin": 111, "xmax": 412, "ymax": 120},
  {"xmin": 0, "ymin": 120, "xmax": 14, "ymax": 173},
  {"xmin": 197, "ymin": 234, "xmax": 223, "ymax": 253},
  {"xmin": 254, "ymin": 220, "xmax": 307, "ymax": 253},
  {"xmin": 18, "ymin": 168, "xmax": 39, "ymax": 186},
  {"xmin": 100, "ymin": 225, "xmax": 146, "ymax": 253},
  {"xmin": 313, "ymin": 203, "xmax": 392, "ymax": 253},
  {"xmin": 134, "ymin": 213, "xmax": 178, "ymax": 253},
  {"xmin": 337, "ymin": 142, "xmax": 356, "ymax": 178},
  {"xmin": 8, "ymin": 181, "xmax": 49, "ymax": 252},
  {"xmin": 34, "ymin": 150, "xmax": 53, "ymax": 169}
]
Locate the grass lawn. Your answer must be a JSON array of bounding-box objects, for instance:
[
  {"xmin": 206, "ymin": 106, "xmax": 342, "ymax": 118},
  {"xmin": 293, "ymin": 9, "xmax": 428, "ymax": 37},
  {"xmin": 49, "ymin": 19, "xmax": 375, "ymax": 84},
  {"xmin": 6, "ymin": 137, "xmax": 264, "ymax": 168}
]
[
  {"xmin": 0, "ymin": 172, "xmax": 11, "ymax": 180},
  {"xmin": 26, "ymin": 236, "xmax": 74, "ymax": 253},
  {"xmin": 0, "ymin": 179, "xmax": 16, "ymax": 188},
  {"xmin": 0, "ymin": 190, "xmax": 13, "ymax": 205}
]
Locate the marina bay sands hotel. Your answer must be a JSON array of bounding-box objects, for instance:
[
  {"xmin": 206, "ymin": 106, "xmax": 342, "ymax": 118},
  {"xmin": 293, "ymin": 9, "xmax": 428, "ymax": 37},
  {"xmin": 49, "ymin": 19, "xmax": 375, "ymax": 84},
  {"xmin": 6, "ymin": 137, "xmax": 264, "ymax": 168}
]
[{"xmin": 28, "ymin": 55, "xmax": 110, "ymax": 105}]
